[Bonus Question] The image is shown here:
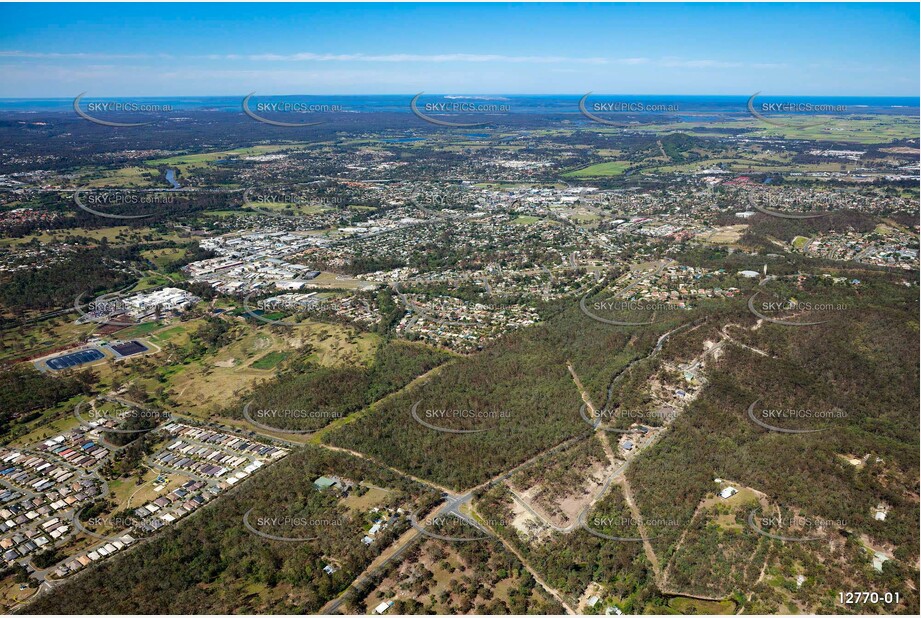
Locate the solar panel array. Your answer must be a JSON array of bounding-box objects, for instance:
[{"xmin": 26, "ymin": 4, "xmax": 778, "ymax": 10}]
[
  {"xmin": 46, "ymin": 349, "xmax": 104, "ymax": 370},
  {"xmin": 110, "ymin": 340, "xmax": 149, "ymax": 357}
]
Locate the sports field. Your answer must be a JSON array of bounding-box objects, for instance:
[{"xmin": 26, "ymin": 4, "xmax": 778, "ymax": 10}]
[{"xmin": 563, "ymin": 161, "xmax": 631, "ymax": 177}]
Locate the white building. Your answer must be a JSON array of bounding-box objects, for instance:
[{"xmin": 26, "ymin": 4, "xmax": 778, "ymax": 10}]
[{"xmin": 123, "ymin": 287, "xmax": 200, "ymax": 320}]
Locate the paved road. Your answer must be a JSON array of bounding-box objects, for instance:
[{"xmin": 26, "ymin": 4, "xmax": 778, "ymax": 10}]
[
  {"xmin": 319, "ymin": 496, "xmax": 463, "ymax": 614},
  {"xmin": 318, "ymin": 430, "xmax": 594, "ymax": 614},
  {"xmin": 13, "ymin": 303, "xmax": 729, "ymax": 612}
]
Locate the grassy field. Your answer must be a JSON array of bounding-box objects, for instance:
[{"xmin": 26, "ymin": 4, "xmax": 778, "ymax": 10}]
[
  {"xmin": 115, "ymin": 321, "xmax": 163, "ymax": 339},
  {"xmin": 247, "ymin": 201, "xmax": 331, "ymax": 215},
  {"xmin": 144, "ymin": 144, "xmax": 315, "ymax": 174},
  {"xmin": 8, "ymin": 405, "xmax": 83, "ymax": 447},
  {"xmin": 133, "ymin": 274, "xmax": 177, "ymax": 290},
  {"xmin": 142, "ymin": 247, "xmax": 187, "ymax": 269},
  {"xmin": 646, "ymin": 155, "xmax": 843, "ymax": 175},
  {"xmin": 0, "ymin": 576, "xmax": 35, "ymax": 612},
  {"xmin": 0, "ymin": 226, "xmax": 189, "ymax": 249},
  {"xmin": 104, "ymin": 468, "xmax": 194, "ymax": 514},
  {"xmin": 695, "ymin": 224, "xmax": 748, "ymax": 245},
  {"xmin": 666, "ymin": 597, "xmax": 737, "ymax": 614},
  {"xmin": 80, "ymin": 166, "xmax": 162, "ymax": 188},
  {"xmin": 148, "ymin": 324, "xmax": 190, "ymax": 345},
  {"xmin": 250, "ymin": 350, "xmax": 289, "ymax": 370},
  {"xmin": 0, "ymin": 315, "xmax": 97, "ymax": 364},
  {"xmin": 307, "ymin": 271, "xmax": 379, "ymax": 290},
  {"xmin": 339, "ymin": 484, "xmax": 391, "ymax": 512},
  {"xmin": 564, "ymin": 161, "xmax": 631, "ymax": 177},
  {"xmin": 641, "ymin": 114, "xmax": 918, "ymax": 144},
  {"xmin": 568, "ymin": 212, "xmax": 601, "ymax": 225},
  {"xmin": 164, "ymin": 321, "xmax": 380, "ymax": 418}
]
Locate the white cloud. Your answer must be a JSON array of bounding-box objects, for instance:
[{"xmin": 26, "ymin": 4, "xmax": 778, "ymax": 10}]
[
  {"xmin": 658, "ymin": 57, "xmax": 743, "ymax": 69},
  {"xmin": 0, "ymin": 50, "xmax": 173, "ymax": 60},
  {"xmin": 0, "ymin": 50, "xmax": 798, "ymax": 71},
  {"xmin": 211, "ymin": 52, "xmax": 615, "ymax": 64}
]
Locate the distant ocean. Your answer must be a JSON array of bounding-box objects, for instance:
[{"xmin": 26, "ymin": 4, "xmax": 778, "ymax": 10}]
[{"xmin": 0, "ymin": 94, "xmax": 918, "ymax": 114}]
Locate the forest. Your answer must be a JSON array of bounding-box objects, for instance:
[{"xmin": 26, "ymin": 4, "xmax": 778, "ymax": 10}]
[
  {"xmin": 22, "ymin": 445, "xmax": 439, "ymax": 614},
  {"xmin": 223, "ymin": 339, "xmax": 451, "ymax": 432},
  {"xmin": 0, "ymin": 364, "xmax": 92, "ymax": 434}
]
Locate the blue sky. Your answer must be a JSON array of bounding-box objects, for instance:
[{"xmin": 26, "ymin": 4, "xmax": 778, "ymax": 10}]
[{"xmin": 1, "ymin": 2, "xmax": 918, "ymax": 97}]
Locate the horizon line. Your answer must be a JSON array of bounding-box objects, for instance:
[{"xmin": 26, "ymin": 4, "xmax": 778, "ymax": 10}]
[{"xmin": 2, "ymin": 93, "xmax": 919, "ymax": 101}]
